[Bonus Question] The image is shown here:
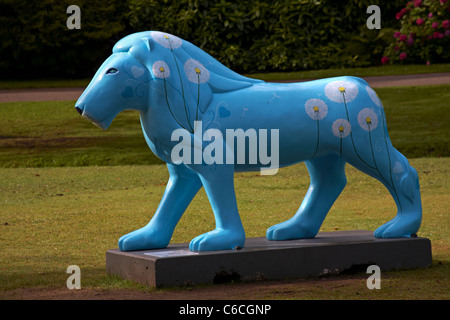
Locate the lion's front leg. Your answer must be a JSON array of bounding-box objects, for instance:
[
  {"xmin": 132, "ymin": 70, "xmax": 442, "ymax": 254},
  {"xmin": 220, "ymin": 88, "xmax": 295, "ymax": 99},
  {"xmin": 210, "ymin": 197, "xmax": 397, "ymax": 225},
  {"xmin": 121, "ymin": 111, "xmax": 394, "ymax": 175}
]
[
  {"xmin": 118, "ymin": 163, "xmax": 202, "ymax": 251},
  {"xmin": 188, "ymin": 164, "xmax": 245, "ymax": 251}
]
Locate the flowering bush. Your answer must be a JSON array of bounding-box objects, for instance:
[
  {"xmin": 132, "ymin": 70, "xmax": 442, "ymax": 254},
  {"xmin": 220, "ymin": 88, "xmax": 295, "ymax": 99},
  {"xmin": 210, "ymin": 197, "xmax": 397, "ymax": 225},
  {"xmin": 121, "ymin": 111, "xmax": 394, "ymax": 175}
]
[{"xmin": 382, "ymin": 0, "xmax": 450, "ymax": 64}]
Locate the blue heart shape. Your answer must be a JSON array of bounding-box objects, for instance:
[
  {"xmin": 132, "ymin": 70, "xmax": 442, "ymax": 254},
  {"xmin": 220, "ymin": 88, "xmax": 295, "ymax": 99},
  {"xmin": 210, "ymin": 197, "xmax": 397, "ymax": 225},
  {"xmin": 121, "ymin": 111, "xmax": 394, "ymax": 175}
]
[
  {"xmin": 121, "ymin": 86, "xmax": 134, "ymax": 98},
  {"xmin": 219, "ymin": 106, "xmax": 231, "ymax": 118}
]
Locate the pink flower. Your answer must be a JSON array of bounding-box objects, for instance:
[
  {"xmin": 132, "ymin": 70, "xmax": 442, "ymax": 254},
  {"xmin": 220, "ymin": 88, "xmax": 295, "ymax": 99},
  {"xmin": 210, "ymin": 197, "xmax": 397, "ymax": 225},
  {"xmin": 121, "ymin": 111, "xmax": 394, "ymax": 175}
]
[
  {"xmin": 414, "ymin": 0, "xmax": 422, "ymax": 7},
  {"xmin": 396, "ymin": 8, "xmax": 409, "ymax": 19},
  {"xmin": 399, "ymin": 52, "xmax": 407, "ymax": 60},
  {"xmin": 381, "ymin": 56, "xmax": 389, "ymax": 65},
  {"xmin": 445, "ymin": 29, "xmax": 450, "ymax": 36},
  {"xmin": 433, "ymin": 32, "xmax": 444, "ymax": 39},
  {"xmin": 394, "ymin": 31, "xmax": 401, "ymax": 38},
  {"xmin": 399, "ymin": 34, "xmax": 407, "ymax": 42},
  {"xmin": 407, "ymin": 37, "xmax": 414, "ymax": 46},
  {"xmin": 395, "ymin": 46, "xmax": 400, "ymax": 51},
  {"xmin": 432, "ymin": 22, "xmax": 439, "ymax": 28},
  {"xmin": 428, "ymin": 13, "xmax": 433, "ymax": 18},
  {"xmin": 443, "ymin": 20, "xmax": 450, "ymax": 29},
  {"xmin": 426, "ymin": 61, "xmax": 431, "ymax": 65},
  {"xmin": 416, "ymin": 18, "xmax": 424, "ymax": 25}
]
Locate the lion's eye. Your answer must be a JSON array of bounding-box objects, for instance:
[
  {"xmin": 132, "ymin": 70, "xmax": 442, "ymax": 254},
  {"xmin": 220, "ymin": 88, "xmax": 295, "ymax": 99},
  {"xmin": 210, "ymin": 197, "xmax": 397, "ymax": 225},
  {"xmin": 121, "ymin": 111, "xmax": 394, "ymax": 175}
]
[{"xmin": 106, "ymin": 68, "xmax": 119, "ymax": 75}]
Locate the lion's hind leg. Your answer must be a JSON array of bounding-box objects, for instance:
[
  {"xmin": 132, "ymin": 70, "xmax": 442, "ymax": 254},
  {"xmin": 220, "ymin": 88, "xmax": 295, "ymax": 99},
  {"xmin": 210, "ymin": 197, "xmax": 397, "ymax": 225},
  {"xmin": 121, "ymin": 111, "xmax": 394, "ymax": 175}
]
[
  {"xmin": 373, "ymin": 149, "xmax": 422, "ymax": 238},
  {"xmin": 345, "ymin": 143, "xmax": 422, "ymax": 238},
  {"xmin": 267, "ymin": 154, "xmax": 347, "ymax": 241}
]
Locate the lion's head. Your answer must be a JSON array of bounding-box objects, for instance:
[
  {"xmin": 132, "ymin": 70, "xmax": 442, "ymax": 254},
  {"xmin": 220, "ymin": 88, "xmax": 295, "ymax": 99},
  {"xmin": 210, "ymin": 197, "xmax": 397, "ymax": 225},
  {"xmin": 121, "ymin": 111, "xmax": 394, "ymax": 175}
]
[{"xmin": 75, "ymin": 31, "xmax": 263, "ymax": 130}]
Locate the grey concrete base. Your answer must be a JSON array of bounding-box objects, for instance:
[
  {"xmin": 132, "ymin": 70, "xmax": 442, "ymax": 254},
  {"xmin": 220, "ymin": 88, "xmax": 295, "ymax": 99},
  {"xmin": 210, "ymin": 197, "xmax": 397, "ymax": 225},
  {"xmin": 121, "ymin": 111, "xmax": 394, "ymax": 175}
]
[{"xmin": 106, "ymin": 230, "xmax": 432, "ymax": 287}]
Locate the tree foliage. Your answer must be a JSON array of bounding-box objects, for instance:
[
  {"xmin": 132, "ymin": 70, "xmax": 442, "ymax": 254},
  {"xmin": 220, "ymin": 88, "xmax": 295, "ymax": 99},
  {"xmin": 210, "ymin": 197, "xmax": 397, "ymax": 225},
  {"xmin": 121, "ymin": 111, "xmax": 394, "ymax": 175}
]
[
  {"xmin": 127, "ymin": 0, "xmax": 405, "ymax": 73},
  {"xmin": 1, "ymin": 0, "xmax": 409, "ymax": 79},
  {"xmin": 0, "ymin": 0, "xmax": 129, "ymax": 79}
]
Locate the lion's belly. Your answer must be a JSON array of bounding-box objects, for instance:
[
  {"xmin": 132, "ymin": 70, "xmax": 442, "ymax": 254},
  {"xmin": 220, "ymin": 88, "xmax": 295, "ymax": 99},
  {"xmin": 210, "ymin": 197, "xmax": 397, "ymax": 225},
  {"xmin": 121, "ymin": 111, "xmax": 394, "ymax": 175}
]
[
  {"xmin": 205, "ymin": 81, "xmax": 346, "ymax": 169},
  {"xmin": 141, "ymin": 76, "xmax": 378, "ymax": 172}
]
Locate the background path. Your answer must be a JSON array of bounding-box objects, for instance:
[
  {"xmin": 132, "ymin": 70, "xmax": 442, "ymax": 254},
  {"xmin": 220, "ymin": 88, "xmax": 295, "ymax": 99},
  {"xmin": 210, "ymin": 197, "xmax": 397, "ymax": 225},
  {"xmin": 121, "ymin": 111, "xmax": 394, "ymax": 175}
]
[{"xmin": 1, "ymin": 72, "xmax": 449, "ymax": 103}]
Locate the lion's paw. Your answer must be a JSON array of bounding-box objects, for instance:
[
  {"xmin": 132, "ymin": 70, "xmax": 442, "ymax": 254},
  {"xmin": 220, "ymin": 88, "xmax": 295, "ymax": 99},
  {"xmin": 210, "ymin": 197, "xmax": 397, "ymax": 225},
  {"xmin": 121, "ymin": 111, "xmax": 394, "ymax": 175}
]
[
  {"xmin": 266, "ymin": 220, "xmax": 317, "ymax": 241},
  {"xmin": 118, "ymin": 226, "xmax": 170, "ymax": 251},
  {"xmin": 189, "ymin": 228, "xmax": 245, "ymax": 251},
  {"xmin": 374, "ymin": 213, "xmax": 421, "ymax": 238}
]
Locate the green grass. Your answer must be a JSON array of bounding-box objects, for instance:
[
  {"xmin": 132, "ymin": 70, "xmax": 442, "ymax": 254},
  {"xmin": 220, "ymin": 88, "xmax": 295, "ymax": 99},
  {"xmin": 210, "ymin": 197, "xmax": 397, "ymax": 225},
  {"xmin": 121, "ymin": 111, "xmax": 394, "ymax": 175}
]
[
  {"xmin": 0, "ymin": 84, "xmax": 449, "ymax": 168},
  {"xmin": 1, "ymin": 63, "xmax": 450, "ymax": 89},
  {"xmin": 0, "ymin": 73, "xmax": 448, "ymax": 299},
  {"xmin": 378, "ymin": 85, "xmax": 450, "ymax": 158},
  {"xmin": 246, "ymin": 63, "xmax": 450, "ymax": 82},
  {"xmin": 0, "ymin": 100, "xmax": 163, "ymax": 168},
  {"xmin": 0, "ymin": 158, "xmax": 448, "ymax": 298}
]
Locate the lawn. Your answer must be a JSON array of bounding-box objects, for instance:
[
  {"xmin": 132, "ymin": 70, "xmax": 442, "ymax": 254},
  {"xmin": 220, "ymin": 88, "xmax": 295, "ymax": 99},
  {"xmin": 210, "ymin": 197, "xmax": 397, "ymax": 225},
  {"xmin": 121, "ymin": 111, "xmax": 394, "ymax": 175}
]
[
  {"xmin": 0, "ymin": 81, "xmax": 448, "ymax": 299},
  {"xmin": 0, "ymin": 159, "xmax": 448, "ymax": 298},
  {"xmin": 0, "ymin": 85, "xmax": 449, "ymax": 168}
]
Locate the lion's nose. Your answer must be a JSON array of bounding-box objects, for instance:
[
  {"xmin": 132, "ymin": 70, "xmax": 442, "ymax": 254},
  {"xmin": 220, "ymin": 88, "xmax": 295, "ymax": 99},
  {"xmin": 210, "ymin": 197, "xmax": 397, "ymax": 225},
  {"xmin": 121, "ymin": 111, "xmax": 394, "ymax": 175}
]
[{"xmin": 75, "ymin": 106, "xmax": 83, "ymax": 115}]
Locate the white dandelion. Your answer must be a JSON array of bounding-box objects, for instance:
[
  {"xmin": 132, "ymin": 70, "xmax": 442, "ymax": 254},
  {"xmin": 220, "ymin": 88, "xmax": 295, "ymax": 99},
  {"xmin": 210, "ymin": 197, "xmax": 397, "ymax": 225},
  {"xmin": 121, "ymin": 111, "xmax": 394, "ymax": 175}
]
[
  {"xmin": 357, "ymin": 108, "xmax": 379, "ymax": 131},
  {"xmin": 324, "ymin": 80, "xmax": 359, "ymax": 103},
  {"xmin": 305, "ymin": 98, "xmax": 328, "ymax": 120},
  {"xmin": 366, "ymin": 86, "xmax": 382, "ymax": 107},
  {"xmin": 152, "ymin": 60, "xmax": 170, "ymax": 79},
  {"xmin": 151, "ymin": 31, "xmax": 182, "ymax": 49},
  {"xmin": 184, "ymin": 58, "xmax": 210, "ymax": 84},
  {"xmin": 332, "ymin": 119, "xmax": 351, "ymax": 138}
]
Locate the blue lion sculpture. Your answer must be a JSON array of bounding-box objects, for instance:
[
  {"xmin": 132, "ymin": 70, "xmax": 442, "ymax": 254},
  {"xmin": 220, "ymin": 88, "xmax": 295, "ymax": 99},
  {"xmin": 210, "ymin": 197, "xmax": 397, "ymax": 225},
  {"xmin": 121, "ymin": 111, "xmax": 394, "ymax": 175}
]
[{"xmin": 75, "ymin": 31, "xmax": 422, "ymax": 252}]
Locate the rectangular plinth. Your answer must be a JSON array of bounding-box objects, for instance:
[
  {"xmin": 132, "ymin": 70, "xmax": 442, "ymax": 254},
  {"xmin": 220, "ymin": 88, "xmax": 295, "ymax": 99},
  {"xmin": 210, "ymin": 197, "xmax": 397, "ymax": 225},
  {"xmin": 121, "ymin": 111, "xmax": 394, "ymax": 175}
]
[{"xmin": 106, "ymin": 230, "xmax": 432, "ymax": 287}]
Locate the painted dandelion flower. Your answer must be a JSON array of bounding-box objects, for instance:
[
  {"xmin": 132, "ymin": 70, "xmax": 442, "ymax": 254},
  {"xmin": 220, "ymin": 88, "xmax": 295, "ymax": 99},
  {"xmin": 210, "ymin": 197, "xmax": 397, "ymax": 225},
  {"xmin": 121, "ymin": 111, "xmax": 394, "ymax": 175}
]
[
  {"xmin": 324, "ymin": 80, "xmax": 359, "ymax": 103},
  {"xmin": 151, "ymin": 31, "xmax": 182, "ymax": 49},
  {"xmin": 152, "ymin": 61, "xmax": 170, "ymax": 79},
  {"xmin": 366, "ymin": 86, "xmax": 382, "ymax": 107},
  {"xmin": 184, "ymin": 58, "xmax": 210, "ymax": 84},
  {"xmin": 357, "ymin": 108, "xmax": 378, "ymax": 131},
  {"xmin": 332, "ymin": 119, "xmax": 351, "ymax": 138},
  {"xmin": 305, "ymin": 99, "xmax": 328, "ymax": 120}
]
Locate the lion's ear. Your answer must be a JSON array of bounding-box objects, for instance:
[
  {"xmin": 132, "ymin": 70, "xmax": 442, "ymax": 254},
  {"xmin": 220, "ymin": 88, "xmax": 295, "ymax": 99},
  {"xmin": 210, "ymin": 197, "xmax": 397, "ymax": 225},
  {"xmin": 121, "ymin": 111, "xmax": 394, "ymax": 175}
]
[
  {"xmin": 128, "ymin": 38, "xmax": 153, "ymax": 65},
  {"xmin": 113, "ymin": 33, "xmax": 151, "ymax": 53},
  {"xmin": 142, "ymin": 37, "xmax": 152, "ymax": 51}
]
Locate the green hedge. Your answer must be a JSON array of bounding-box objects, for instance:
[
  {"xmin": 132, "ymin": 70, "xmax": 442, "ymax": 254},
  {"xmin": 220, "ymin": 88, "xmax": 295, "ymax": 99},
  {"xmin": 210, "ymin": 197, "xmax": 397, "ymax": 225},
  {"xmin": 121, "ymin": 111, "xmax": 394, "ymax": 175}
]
[
  {"xmin": 128, "ymin": 0, "xmax": 407, "ymax": 73},
  {"xmin": 0, "ymin": 0, "xmax": 129, "ymax": 79},
  {"xmin": 1, "ymin": 0, "xmax": 406, "ymax": 79}
]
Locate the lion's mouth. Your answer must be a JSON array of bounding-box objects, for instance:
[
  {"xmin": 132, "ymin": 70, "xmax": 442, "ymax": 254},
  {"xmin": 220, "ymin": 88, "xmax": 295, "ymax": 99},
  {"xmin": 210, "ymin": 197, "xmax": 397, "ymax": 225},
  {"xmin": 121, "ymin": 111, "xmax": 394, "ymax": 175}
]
[
  {"xmin": 75, "ymin": 103, "xmax": 108, "ymax": 130},
  {"xmin": 82, "ymin": 112, "xmax": 106, "ymax": 129}
]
